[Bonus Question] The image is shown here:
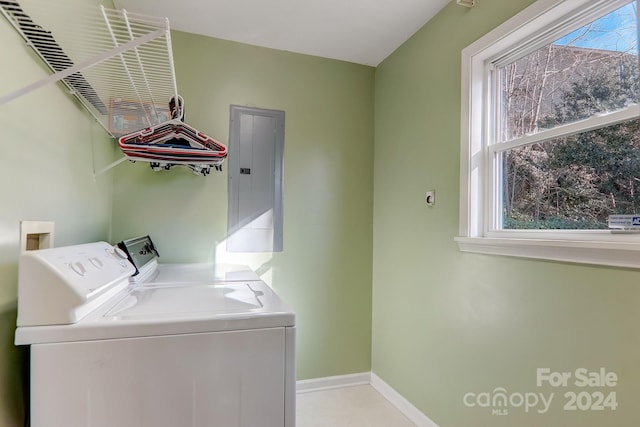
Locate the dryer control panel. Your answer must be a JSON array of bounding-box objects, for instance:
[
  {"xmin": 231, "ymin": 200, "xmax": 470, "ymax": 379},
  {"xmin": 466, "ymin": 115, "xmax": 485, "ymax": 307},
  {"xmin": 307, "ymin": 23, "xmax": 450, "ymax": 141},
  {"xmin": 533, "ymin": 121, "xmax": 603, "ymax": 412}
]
[
  {"xmin": 17, "ymin": 242, "xmax": 135, "ymax": 326},
  {"xmin": 117, "ymin": 235, "xmax": 159, "ymax": 276}
]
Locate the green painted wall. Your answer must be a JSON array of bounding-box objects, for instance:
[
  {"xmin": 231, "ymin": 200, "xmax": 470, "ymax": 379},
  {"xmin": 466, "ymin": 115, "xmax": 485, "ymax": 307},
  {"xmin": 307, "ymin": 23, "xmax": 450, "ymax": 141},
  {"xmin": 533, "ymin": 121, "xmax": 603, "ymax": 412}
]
[
  {"xmin": 0, "ymin": 4, "xmax": 114, "ymax": 425},
  {"xmin": 5, "ymin": 0, "xmax": 638, "ymax": 425},
  {"xmin": 110, "ymin": 32, "xmax": 375, "ymax": 380},
  {"xmin": 372, "ymin": 1, "xmax": 640, "ymax": 426}
]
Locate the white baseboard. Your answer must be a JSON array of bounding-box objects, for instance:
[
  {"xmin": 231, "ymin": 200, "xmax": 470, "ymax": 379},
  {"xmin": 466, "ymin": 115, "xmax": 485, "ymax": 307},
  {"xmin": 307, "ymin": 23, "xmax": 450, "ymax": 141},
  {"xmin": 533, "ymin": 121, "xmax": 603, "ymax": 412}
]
[
  {"xmin": 296, "ymin": 372, "xmax": 371, "ymax": 393},
  {"xmin": 370, "ymin": 373, "xmax": 439, "ymax": 427},
  {"xmin": 296, "ymin": 371, "xmax": 438, "ymax": 427}
]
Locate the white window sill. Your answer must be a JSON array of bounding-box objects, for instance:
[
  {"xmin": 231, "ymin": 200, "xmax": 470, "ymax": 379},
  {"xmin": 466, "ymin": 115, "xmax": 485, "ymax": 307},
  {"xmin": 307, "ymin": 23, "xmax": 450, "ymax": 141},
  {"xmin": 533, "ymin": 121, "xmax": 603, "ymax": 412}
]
[{"xmin": 454, "ymin": 236, "xmax": 640, "ymax": 269}]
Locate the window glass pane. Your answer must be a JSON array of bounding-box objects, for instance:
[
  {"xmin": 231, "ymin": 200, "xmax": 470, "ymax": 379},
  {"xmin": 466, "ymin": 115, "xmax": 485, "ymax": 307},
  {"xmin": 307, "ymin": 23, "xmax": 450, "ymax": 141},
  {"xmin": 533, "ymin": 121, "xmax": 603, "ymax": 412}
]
[
  {"xmin": 501, "ymin": 118, "xmax": 640, "ymax": 230},
  {"xmin": 498, "ymin": 2, "xmax": 639, "ymax": 142}
]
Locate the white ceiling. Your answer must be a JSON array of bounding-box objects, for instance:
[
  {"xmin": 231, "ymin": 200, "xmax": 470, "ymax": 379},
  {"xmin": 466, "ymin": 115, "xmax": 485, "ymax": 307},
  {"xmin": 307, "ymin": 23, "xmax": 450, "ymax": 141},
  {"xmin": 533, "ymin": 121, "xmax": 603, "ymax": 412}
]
[{"xmin": 113, "ymin": 0, "xmax": 451, "ymax": 66}]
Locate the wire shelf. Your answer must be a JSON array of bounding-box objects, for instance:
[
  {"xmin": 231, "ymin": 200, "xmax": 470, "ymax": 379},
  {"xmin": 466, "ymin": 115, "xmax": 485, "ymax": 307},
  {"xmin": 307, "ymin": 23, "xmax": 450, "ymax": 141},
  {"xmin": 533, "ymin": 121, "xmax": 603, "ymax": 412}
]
[{"xmin": 0, "ymin": 0, "xmax": 179, "ymax": 138}]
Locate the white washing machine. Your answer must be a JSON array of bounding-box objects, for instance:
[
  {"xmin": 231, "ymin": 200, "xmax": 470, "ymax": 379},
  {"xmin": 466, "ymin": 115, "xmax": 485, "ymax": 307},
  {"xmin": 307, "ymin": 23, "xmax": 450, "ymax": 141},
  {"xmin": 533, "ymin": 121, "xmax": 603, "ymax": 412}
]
[{"xmin": 15, "ymin": 240, "xmax": 296, "ymax": 427}]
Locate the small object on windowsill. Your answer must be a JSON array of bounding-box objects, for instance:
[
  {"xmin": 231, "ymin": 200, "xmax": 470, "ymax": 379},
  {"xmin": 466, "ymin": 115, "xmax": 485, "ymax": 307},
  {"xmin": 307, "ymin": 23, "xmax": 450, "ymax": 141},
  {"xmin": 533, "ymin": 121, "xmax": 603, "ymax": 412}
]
[{"xmin": 607, "ymin": 214, "xmax": 640, "ymax": 232}]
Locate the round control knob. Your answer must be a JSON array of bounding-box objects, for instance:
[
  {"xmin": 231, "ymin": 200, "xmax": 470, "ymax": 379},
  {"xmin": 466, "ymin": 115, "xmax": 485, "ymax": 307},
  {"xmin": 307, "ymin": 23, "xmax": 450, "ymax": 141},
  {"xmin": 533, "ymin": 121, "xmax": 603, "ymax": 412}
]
[
  {"xmin": 89, "ymin": 257, "xmax": 104, "ymax": 269},
  {"xmin": 113, "ymin": 246, "xmax": 129, "ymax": 260},
  {"xmin": 69, "ymin": 262, "xmax": 87, "ymax": 276}
]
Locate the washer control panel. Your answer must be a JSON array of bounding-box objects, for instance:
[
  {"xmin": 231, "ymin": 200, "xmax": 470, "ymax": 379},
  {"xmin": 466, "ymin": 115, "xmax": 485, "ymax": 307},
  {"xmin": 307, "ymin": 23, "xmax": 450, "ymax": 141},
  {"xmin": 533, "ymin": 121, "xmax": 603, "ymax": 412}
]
[{"xmin": 17, "ymin": 242, "xmax": 136, "ymax": 326}]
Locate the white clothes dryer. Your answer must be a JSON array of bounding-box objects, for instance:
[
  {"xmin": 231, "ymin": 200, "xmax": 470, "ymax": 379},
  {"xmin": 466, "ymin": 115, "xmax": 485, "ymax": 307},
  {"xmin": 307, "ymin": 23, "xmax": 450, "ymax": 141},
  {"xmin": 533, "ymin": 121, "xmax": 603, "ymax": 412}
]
[
  {"xmin": 15, "ymin": 241, "xmax": 295, "ymax": 427},
  {"xmin": 117, "ymin": 235, "xmax": 260, "ymax": 284}
]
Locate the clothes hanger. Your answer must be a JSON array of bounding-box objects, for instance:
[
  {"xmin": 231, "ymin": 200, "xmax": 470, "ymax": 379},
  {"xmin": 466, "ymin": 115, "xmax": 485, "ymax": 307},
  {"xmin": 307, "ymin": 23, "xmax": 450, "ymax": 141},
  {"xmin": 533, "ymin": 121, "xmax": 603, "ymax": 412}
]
[{"xmin": 118, "ymin": 95, "xmax": 228, "ymax": 175}]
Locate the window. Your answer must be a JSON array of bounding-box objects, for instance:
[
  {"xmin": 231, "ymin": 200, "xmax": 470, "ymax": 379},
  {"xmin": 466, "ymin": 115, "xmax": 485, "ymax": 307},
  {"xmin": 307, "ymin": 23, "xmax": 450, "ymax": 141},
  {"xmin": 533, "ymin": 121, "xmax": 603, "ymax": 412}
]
[{"xmin": 457, "ymin": 0, "xmax": 640, "ymax": 267}]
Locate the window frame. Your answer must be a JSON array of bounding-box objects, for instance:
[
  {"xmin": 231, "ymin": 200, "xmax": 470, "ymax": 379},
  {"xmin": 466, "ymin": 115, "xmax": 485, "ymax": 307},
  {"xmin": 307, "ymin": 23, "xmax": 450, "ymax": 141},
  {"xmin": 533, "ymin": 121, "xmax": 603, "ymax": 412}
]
[{"xmin": 456, "ymin": 0, "xmax": 640, "ymax": 268}]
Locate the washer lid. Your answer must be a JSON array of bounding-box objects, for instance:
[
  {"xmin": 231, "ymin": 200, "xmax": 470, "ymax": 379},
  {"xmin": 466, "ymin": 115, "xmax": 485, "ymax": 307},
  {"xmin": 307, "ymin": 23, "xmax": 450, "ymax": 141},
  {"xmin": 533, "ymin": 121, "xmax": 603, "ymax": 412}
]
[{"xmin": 15, "ymin": 281, "xmax": 294, "ymax": 345}]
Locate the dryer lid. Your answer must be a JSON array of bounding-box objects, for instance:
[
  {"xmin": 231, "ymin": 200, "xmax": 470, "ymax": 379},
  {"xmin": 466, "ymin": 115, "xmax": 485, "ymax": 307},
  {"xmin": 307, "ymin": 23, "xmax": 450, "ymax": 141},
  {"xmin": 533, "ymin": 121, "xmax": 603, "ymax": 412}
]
[{"xmin": 105, "ymin": 282, "xmax": 264, "ymax": 320}]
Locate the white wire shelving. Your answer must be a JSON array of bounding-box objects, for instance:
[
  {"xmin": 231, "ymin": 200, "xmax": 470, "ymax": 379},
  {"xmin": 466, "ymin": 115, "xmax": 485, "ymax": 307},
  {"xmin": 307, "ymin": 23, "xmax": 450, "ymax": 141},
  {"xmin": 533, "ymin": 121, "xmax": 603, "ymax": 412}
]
[{"xmin": 0, "ymin": 0, "xmax": 180, "ymax": 174}]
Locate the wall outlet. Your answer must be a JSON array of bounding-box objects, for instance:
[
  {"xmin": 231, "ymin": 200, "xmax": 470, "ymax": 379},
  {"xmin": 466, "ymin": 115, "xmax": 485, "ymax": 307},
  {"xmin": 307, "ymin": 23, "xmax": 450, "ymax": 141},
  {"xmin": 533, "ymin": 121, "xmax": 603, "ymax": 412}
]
[{"xmin": 425, "ymin": 190, "xmax": 435, "ymax": 206}]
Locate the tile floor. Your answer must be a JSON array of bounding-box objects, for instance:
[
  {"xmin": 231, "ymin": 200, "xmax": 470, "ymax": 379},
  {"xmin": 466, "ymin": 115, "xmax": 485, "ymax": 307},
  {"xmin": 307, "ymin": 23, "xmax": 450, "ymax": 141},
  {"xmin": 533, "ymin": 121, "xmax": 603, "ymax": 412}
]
[{"xmin": 296, "ymin": 385, "xmax": 417, "ymax": 427}]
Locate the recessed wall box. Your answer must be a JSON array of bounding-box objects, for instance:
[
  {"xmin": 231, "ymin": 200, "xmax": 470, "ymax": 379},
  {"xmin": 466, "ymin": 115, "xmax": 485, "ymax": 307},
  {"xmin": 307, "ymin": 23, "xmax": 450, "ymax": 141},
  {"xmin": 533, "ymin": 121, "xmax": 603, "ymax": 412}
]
[{"xmin": 20, "ymin": 221, "xmax": 55, "ymax": 252}]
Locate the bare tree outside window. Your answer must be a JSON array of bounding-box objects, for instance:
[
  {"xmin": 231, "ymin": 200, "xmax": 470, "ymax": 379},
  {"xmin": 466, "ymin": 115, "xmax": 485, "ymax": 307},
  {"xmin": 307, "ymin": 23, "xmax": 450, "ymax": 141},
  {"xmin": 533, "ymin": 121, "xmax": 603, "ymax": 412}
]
[{"xmin": 497, "ymin": 2, "xmax": 639, "ymax": 229}]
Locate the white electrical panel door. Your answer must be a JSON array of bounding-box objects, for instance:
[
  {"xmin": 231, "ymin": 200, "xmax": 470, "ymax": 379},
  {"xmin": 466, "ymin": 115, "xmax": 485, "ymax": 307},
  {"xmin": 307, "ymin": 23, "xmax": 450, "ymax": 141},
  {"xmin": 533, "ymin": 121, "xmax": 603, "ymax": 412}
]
[
  {"xmin": 30, "ymin": 328, "xmax": 286, "ymax": 427},
  {"xmin": 227, "ymin": 106, "xmax": 284, "ymax": 252}
]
